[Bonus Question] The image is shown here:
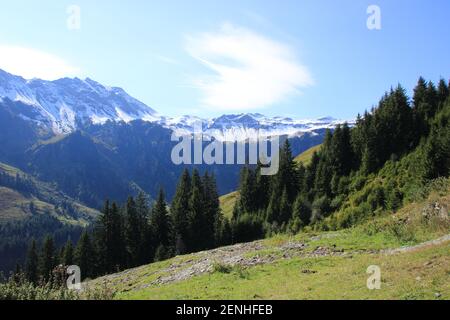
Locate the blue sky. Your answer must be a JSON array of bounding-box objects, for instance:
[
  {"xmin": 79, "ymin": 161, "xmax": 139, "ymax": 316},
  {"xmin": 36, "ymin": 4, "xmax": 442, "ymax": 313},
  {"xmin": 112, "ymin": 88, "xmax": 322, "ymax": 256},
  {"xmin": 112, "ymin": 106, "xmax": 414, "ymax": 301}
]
[{"xmin": 0, "ymin": 0, "xmax": 449, "ymax": 119}]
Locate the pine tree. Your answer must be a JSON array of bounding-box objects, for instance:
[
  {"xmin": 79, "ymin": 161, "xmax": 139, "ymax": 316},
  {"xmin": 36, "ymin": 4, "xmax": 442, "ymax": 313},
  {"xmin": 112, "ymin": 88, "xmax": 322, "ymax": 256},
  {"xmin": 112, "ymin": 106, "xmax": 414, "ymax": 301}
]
[
  {"xmin": 279, "ymin": 187, "xmax": 292, "ymax": 224},
  {"xmin": 255, "ymin": 162, "xmax": 270, "ymax": 210},
  {"xmin": 413, "ymin": 78, "xmax": 437, "ymax": 137},
  {"xmin": 187, "ymin": 169, "xmax": 206, "ymax": 252},
  {"xmin": 292, "ymin": 194, "xmax": 312, "ymax": 226},
  {"xmin": 62, "ymin": 239, "xmax": 74, "ymax": 266},
  {"xmin": 238, "ymin": 166, "xmax": 257, "ymax": 214},
  {"xmin": 25, "ymin": 239, "xmax": 38, "ymax": 284},
  {"xmin": 110, "ymin": 202, "xmax": 126, "ymax": 271},
  {"xmin": 305, "ymin": 151, "xmax": 320, "ymax": 195},
  {"xmin": 135, "ymin": 192, "xmax": 151, "ymax": 264},
  {"xmin": 171, "ymin": 169, "xmax": 191, "ymax": 254},
  {"xmin": 94, "ymin": 200, "xmax": 126, "ymax": 274},
  {"xmin": 124, "ymin": 196, "xmax": 141, "ymax": 267},
  {"xmin": 437, "ymin": 78, "xmax": 449, "ymax": 109},
  {"xmin": 151, "ymin": 188, "xmax": 172, "ymax": 255},
  {"xmin": 39, "ymin": 235, "xmax": 55, "ymax": 283},
  {"xmin": 75, "ymin": 231, "xmax": 94, "ymax": 279},
  {"xmin": 202, "ymin": 172, "xmax": 221, "ymax": 249},
  {"xmin": 266, "ymin": 189, "xmax": 280, "ymax": 223},
  {"xmin": 423, "ymin": 101, "xmax": 450, "ymax": 179},
  {"xmin": 278, "ymin": 139, "xmax": 298, "ymax": 201}
]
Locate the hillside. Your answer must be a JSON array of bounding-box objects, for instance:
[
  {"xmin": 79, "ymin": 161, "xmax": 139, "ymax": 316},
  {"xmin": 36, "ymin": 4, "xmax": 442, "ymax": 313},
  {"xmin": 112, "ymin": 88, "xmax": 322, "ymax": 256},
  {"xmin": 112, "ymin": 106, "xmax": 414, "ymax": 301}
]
[
  {"xmin": 219, "ymin": 191, "xmax": 239, "ymax": 220},
  {"xmin": 0, "ymin": 161, "xmax": 100, "ymax": 273},
  {"xmin": 294, "ymin": 144, "xmax": 322, "ymax": 165},
  {"xmin": 87, "ymin": 182, "xmax": 449, "ymax": 299},
  {"xmin": 0, "ymin": 162, "xmax": 99, "ymax": 225}
]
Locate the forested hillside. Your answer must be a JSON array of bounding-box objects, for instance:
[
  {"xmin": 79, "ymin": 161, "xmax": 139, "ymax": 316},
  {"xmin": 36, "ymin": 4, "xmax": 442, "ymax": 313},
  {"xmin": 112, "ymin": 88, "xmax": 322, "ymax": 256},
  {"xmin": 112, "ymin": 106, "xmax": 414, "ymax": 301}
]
[
  {"xmin": 0, "ymin": 162, "xmax": 99, "ymax": 273},
  {"xmin": 232, "ymin": 78, "xmax": 449, "ymax": 236}
]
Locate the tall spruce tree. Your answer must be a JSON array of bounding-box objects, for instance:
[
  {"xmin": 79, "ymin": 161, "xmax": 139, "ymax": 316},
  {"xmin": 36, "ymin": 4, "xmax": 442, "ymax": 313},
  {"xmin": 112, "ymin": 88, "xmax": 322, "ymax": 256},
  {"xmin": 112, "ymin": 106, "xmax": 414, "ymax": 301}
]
[
  {"xmin": 187, "ymin": 169, "xmax": 206, "ymax": 252},
  {"xmin": 75, "ymin": 231, "xmax": 94, "ymax": 279},
  {"xmin": 135, "ymin": 192, "xmax": 152, "ymax": 264},
  {"xmin": 39, "ymin": 235, "xmax": 55, "ymax": 283},
  {"xmin": 95, "ymin": 200, "xmax": 126, "ymax": 273},
  {"xmin": 292, "ymin": 194, "xmax": 312, "ymax": 226},
  {"xmin": 171, "ymin": 169, "xmax": 191, "ymax": 254},
  {"xmin": 238, "ymin": 166, "xmax": 257, "ymax": 214},
  {"xmin": 124, "ymin": 196, "xmax": 141, "ymax": 267},
  {"xmin": 437, "ymin": 78, "xmax": 449, "ymax": 109},
  {"xmin": 151, "ymin": 188, "xmax": 172, "ymax": 255},
  {"xmin": 62, "ymin": 239, "xmax": 74, "ymax": 266},
  {"xmin": 25, "ymin": 239, "xmax": 38, "ymax": 284},
  {"xmin": 202, "ymin": 172, "xmax": 221, "ymax": 249}
]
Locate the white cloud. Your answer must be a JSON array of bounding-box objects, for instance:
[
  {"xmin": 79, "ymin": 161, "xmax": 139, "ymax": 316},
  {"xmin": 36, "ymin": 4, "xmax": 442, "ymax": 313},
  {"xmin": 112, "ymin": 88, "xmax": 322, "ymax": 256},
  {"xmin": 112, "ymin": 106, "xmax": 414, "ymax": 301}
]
[
  {"xmin": 155, "ymin": 54, "xmax": 181, "ymax": 66},
  {"xmin": 0, "ymin": 45, "xmax": 80, "ymax": 80},
  {"xmin": 185, "ymin": 23, "xmax": 313, "ymax": 111}
]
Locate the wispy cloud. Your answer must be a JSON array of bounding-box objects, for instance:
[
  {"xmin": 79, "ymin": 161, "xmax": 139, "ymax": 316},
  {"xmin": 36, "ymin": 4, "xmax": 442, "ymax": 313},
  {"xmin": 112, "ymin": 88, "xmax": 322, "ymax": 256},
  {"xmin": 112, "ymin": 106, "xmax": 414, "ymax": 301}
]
[
  {"xmin": 185, "ymin": 23, "xmax": 313, "ymax": 111},
  {"xmin": 0, "ymin": 45, "xmax": 80, "ymax": 80},
  {"xmin": 155, "ymin": 54, "xmax": 181, "ymax": 66}
]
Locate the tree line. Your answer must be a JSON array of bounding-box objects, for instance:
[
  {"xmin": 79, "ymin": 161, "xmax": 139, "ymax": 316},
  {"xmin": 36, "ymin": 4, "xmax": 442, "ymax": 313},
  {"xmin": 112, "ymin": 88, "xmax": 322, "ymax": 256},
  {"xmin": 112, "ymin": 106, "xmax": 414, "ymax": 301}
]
[{"xmin": 21, "ymin": 170, "xmax": 233, "ymax": 281}]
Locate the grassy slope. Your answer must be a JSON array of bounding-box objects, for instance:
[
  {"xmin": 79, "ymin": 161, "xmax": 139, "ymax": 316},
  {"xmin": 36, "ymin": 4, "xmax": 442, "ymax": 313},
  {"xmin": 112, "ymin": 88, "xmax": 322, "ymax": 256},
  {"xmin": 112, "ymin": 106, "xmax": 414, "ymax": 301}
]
[
  {"xmin": 0, "ymin": 162, "xmax": 99, "ymax": 225},
  {"xmin": 90, "ymin": 186, "xmax": 450, "ymax": 300},
  {"xmin": 219, "ymin": 191, "xmax": 239, "ymax": 220},
  {"xmin": 294, "ymin": 144, "xmax": 322, "ymax": 166},
  {"xmin": 219, "ymin": 144, "xmax": 323, "ymax": 220},
  {"xmin": 0, "ymin": 186, "xmax": 54, "ymax": 223},
  {"xmin": 117, "ymin": 242, "xmax": 449, "ymax": 300}
]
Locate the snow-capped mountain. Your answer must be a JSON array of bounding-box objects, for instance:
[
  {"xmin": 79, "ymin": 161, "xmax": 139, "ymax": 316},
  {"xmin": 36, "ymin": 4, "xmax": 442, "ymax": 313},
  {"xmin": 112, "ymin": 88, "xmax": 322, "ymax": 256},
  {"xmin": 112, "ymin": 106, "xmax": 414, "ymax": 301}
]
[
  {"xmin": 162, "ymin": 113, "xmax": 353, "ymax": 141},
  {"xmin": 0, "ymin": 69, "xmax": 352, "ymax": 139},
  {"xmin": 0, "ymin": 69, "xmax": 158, "ymax": 133}
]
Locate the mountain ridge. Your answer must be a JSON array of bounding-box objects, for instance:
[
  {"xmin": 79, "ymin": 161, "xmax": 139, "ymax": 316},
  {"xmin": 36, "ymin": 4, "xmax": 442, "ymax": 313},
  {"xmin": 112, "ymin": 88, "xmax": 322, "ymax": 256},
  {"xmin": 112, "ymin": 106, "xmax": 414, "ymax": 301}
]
[{"xmin": 0, "ymin": 69, "xmax": 352, "ymax": 140}]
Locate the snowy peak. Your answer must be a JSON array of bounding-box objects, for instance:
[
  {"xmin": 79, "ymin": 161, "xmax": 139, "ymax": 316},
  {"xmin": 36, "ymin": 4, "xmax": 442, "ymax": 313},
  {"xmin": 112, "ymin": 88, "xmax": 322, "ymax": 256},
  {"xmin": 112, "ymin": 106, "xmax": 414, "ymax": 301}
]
[
  {"xmin": 164, "ymin": 113, "xmax": 353, "ymax": 141},
  {"xmin": 0, "ymin": 69, "xmax": 352, "ymax": 139},
  {"xmin": 0, "ymin": 69, "xmax": 157, "ymax": 133}
]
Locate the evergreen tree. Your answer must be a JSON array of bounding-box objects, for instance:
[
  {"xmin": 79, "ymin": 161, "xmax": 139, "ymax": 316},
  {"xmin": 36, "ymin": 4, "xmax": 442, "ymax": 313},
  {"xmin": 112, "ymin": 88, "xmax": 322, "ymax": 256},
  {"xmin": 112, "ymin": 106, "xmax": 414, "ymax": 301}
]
[
  {"xmin": 75, "ymin": 231, "xmax": 94, "ymax": 279},
  {"xmin": 278, "ymin": 139, "xmax": 298, "ymax": 201},
  {"xmin": 187, "ymin": 169, "xmax": 207, "ymax": 252},
  {"xmin": 266, "ymin": 189, "xmax": 280, "ymax": 224},
  {"xmin": 314, "ymin": 130, "xmax": 334, "ymax": 196},
  {"xmin": 151, "ymin": 188, "xmax": 172, "ymax": 254},
  {"xmin": 94, "ymin": 200, "xmax": 126, "ymax": 274},
  {"xmin": 39, "ymin": 235, "xmax": 55, "ymax": 283},
  {"xmin": 25, "ymin": 239, "xmax": 38, "ymax": 284},
  {"xmin": 202, "ymin": 172, "xmax": 221, "ymax": 249},
  {"xmin": 437, "ymin": 78, "xmax": 449, "ymax": 109},
  {"xmin": 255, "ymin": 162, "xmax": 270, "ymax": 210},
  {"xmin": 279, "ymin": 187, "xmax": 292, "ymax": 224},
  {"xmin": 413, "ymin": 78, "xmax": 437, "ymax": 137},
  {"xmin": 238, "ymin": 166, "xmax": 257, "ymax": 214},
  {"xmin": 423, "ymin": 101, "xmax": 450, "ymax": 179},
  {"xmin": 305, "ymin": 151, "xmax": 320, "ymax": 198},
  {"xmin": 135, "ymin": 192, "xmax": 152, "ymax": 264},
  {"xmin": 124, "ymin": 196, "xmax": 141, "ymax": 267},
  {"xmin": 171, "ymin": 169, "xmax": 191, "ymax": 254},
  {"xmin": 62, "ymin": 239, "xmax": 74, "ymax": 266},
  {"xmin": 292, "ymin": 194, "xmax": 312, "ymax": 226}
]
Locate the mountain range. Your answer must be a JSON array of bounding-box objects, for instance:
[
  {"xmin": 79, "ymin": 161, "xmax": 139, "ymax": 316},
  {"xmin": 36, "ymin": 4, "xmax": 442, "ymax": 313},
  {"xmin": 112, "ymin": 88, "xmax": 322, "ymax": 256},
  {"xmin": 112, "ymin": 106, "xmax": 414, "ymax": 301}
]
[{"xmin": 0, "ymin": 69, "xmax": 351, "ymax": 140}]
